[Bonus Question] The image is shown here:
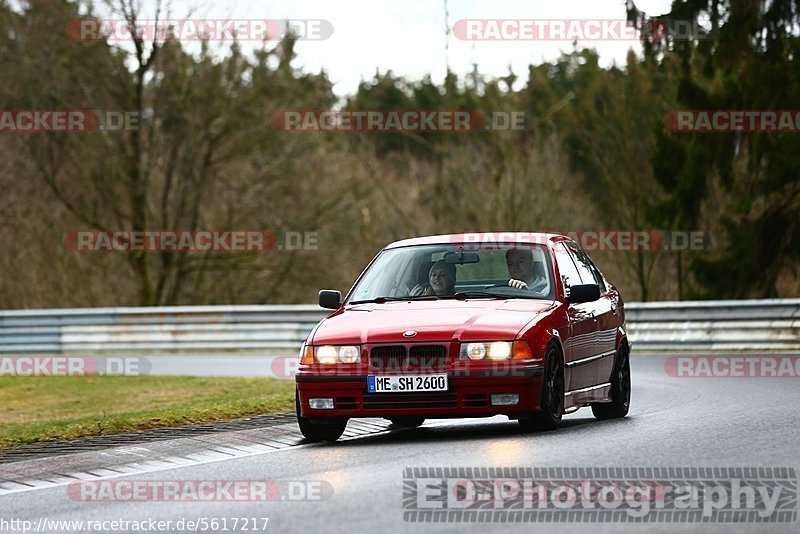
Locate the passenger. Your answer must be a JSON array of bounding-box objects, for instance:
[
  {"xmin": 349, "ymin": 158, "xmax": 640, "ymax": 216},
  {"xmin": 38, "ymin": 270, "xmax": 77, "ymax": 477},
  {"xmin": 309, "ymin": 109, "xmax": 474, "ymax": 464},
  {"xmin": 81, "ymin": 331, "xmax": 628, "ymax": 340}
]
[
  {"xmin": 506, "ymin": 249, "xmax": 547, "ymax": 293},
  {"xmin": 410, "ymin": 261, "xmax": 456, "ymax": 296}
]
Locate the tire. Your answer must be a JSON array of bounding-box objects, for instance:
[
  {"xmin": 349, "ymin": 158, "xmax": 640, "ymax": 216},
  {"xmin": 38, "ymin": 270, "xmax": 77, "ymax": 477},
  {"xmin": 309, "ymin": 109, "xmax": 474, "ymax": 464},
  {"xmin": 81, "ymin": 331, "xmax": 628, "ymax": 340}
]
[
  {"xmin": 295, "ymin": 390, "xmax": 347, "ymax": 442},
  {"xmin": 591, "ymin": 342, "xmax": 631, "ymax": 420},
  {"xmin": 388, "ymin": 417, "xmax": 425, "ymax": 429},
  {"xmin": 519, "ymin": 343, "xmax": 564, "ymax": 431}
]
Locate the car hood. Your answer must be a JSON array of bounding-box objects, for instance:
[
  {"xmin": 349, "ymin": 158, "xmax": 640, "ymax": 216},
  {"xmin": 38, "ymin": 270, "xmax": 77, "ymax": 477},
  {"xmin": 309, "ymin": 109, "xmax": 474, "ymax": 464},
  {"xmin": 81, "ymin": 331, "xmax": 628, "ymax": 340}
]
[{"xmin": 311, "ymin": 299, "xmax": 557, "ymax": 345}]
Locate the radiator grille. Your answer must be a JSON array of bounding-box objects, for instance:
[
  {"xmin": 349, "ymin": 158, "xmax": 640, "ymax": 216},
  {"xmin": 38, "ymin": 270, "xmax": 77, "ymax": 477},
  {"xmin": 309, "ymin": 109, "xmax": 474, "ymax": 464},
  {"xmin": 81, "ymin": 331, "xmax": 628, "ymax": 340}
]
[
  {"xmin": 369, "ymin": 346, "xmax": 406, "ymax": 370},
  {"xmin": 407, "ymin": 345, "xmax": 448, "ymax": 370}
]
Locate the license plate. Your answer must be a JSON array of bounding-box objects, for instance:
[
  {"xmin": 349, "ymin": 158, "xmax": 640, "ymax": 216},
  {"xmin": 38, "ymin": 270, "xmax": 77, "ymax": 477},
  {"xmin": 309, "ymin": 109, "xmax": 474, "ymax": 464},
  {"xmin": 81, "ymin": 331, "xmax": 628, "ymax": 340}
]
[{"xmin": 367, "ymin": 374, "xmax": 448, "ymax": 393}]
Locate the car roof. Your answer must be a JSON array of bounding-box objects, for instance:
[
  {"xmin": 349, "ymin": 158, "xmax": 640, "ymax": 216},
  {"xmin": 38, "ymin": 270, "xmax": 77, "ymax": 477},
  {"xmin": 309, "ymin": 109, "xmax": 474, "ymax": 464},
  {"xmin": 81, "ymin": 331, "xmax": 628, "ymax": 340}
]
[{"xmin": 384, "ymin": 232, "xmax": 570, "ymax": 249}]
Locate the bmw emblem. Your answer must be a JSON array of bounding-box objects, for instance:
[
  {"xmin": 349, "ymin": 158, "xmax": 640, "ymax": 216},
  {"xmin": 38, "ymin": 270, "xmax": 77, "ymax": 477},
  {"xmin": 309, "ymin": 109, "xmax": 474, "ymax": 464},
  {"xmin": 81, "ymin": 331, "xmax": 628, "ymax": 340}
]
[{"xmin": 403, "ymin": 330, "xmax": 417, "ymax": 338}]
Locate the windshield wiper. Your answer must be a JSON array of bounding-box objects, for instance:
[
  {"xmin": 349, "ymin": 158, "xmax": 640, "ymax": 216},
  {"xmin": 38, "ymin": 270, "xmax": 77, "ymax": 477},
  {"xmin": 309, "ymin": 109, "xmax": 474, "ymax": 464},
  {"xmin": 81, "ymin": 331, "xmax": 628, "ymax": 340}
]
[{"xmin": 349, "ymin": 295, "xmax": 441, "ymax": 304}]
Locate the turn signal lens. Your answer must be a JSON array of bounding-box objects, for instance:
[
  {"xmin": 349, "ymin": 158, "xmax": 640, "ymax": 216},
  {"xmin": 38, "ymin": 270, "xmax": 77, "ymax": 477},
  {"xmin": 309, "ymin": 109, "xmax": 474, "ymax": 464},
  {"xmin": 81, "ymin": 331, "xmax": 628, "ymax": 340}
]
[
  {"xmin": 512, "ymin": 340, "xmax": 534, "ymax": 360},
  {"xmin": 300, "ymin": 345, "xmax": 314, "ymax": 365}
]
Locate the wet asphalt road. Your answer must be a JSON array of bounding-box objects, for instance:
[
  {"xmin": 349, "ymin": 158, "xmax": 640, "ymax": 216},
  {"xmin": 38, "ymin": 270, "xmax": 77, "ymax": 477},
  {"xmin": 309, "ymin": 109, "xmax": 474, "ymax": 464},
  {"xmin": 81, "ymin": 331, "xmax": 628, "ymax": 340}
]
[{"xmin": 1, "ymin": 354, "xmax": 798, "ymax": 534}]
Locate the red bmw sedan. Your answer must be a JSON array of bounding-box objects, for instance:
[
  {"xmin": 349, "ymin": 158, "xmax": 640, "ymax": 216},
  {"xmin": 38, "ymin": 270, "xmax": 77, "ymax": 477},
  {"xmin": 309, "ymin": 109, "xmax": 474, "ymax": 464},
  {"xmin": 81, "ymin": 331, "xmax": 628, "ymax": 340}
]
[{"xmin": 295, "ymin": 233, "xmax": 630, "ymax": 442}]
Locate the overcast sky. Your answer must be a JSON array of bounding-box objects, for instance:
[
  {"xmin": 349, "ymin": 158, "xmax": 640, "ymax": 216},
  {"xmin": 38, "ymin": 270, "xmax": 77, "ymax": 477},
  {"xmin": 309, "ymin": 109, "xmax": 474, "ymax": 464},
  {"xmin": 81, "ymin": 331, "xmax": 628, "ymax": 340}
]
[{"xmin": 89, "ymin": 0, "xmax": 675, "ymax": 97}]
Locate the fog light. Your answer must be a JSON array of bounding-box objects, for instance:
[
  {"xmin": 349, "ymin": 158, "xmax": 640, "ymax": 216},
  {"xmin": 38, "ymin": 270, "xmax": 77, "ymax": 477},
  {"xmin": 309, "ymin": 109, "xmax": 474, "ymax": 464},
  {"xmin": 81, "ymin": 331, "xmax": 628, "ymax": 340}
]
[
  {"xmin": 309, "ymin": 398, "xmax": 335, "ymax": 410},
  {"xmin": 491, "ymin": 393, "xmax": 519, "ymax": 406}
]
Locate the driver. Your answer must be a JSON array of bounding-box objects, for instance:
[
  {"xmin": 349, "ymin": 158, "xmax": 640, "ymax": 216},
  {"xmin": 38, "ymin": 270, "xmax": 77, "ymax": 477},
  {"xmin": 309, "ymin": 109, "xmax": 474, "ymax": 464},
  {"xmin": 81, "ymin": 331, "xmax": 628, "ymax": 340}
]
[
  {"xmin": 410, "ymin": 261, "xmax": 456, "ymax": 296},
  {"xmin": 506, "ymin": 248, "xmax": 547, "ymax": 293}
]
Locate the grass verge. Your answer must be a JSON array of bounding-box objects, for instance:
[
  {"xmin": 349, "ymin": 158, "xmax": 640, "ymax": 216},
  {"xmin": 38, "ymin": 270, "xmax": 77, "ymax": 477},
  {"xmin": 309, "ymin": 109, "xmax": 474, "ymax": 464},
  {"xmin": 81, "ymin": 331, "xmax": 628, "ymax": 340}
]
[{"xmin": 0, "ymin": 376, "xmax": 295, "ymax": 449}]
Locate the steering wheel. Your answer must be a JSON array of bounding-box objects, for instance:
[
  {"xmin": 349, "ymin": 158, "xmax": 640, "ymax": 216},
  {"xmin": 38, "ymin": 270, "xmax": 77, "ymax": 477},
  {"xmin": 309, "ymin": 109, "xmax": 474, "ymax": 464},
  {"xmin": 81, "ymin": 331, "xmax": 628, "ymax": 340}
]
[{"xmin": 487, "ymin": 280, "xmax": 548, "ymax": 295}]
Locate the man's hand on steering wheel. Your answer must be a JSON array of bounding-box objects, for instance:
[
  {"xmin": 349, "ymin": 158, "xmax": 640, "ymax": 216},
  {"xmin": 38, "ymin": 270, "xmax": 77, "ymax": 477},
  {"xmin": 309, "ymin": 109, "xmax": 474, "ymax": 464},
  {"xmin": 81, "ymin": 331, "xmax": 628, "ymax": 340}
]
[{"xmin": 508, "ymin": 278, "xmax": 528, "ymax": 289}]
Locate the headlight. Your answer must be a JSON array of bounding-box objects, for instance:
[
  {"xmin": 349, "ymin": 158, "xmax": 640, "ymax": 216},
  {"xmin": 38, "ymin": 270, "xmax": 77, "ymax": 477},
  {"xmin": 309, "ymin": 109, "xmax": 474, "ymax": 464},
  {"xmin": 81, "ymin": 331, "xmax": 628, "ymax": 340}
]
[
  {"xmin": 459, "ymin": 341, "xmax": 529, "ymax": 361},
  {"xmin": 316, "ymin": 345, "xmax": 339, "ymax": 364},
  {"xmin": 487, "ymin": 341, "xmax": 511, "ymax": 360},
  {"xmin": 462, "ymin": 342, "xmax": 487, "ymax": 360},
  {"xmin": 313, "ymin": 345, "xmax": 361, "ymax": 364},
  {"xmin": 338, "ymin": 345, "xmax": 360, "ymax": 363}
]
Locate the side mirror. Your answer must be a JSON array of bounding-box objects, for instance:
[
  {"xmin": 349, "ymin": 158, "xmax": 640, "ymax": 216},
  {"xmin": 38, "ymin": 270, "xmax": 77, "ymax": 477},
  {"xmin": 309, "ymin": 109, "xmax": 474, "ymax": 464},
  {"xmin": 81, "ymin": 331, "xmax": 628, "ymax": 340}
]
[
  {"xmin": 567, "ymin": 284, "xmax": 601, "ymax": 304},
  {"xmin": 319, "ymin": 290, "xmax": 342, "ymax": 310}
]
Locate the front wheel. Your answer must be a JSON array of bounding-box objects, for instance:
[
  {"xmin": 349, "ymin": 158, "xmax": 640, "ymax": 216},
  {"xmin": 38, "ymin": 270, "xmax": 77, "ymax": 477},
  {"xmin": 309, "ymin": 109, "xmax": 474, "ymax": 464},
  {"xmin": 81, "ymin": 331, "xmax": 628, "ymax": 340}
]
[
  {"xmin": 591, "ymin": 343, "xmax": 631, "ymax": 420},
  {"xmin": 519, "ymin": 344, "xmax": 564, "ymax": 432},
  {"xmin": 296, "ymin": 389, "xmax": 348, "ymax": 442}
]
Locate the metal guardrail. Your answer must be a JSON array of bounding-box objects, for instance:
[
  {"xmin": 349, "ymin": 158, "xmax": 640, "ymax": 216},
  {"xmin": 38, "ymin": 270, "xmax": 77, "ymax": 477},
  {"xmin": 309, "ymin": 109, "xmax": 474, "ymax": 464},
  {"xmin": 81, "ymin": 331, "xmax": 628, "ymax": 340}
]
[
  {"xmin": 0, "ymin": 299, "xmax": 798, "ymax": 354},
  {"xmin": 624, "ymin": 298, "xmax": 800, "ymax": 351},
  {"xmin": 0, "ymin": 306, "xmax": 327, "ymax": 355}
]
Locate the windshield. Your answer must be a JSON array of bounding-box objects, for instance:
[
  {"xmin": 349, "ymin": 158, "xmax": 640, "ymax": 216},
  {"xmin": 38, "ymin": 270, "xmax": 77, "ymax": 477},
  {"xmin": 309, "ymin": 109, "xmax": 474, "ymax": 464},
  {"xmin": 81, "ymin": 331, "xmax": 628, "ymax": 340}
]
[{"xmin": 347, "ymin": 243, "xmax": 555, "ymax": 304}]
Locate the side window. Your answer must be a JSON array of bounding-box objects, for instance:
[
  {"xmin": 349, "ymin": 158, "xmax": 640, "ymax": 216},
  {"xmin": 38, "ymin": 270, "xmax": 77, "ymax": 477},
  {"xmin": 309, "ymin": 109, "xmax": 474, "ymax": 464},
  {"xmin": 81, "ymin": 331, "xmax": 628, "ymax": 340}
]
[
  {"xmin": 554, "ymin": 243, "xmax": 582, "ymax": 294},
  {"xmin": 586, "ymin": 256, "xmax": 608, "ymax": 293},
  {"xmin": 567, "ymin": 243, "xmax": 607, "ymax": 292}
]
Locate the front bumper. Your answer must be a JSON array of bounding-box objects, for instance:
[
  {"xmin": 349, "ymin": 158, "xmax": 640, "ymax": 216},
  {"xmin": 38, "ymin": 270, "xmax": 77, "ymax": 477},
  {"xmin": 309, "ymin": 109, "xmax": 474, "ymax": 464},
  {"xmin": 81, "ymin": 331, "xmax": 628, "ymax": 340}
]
[{"xmin": 296, "ymin": 366, "xmax": 544, "ymax": 419}]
